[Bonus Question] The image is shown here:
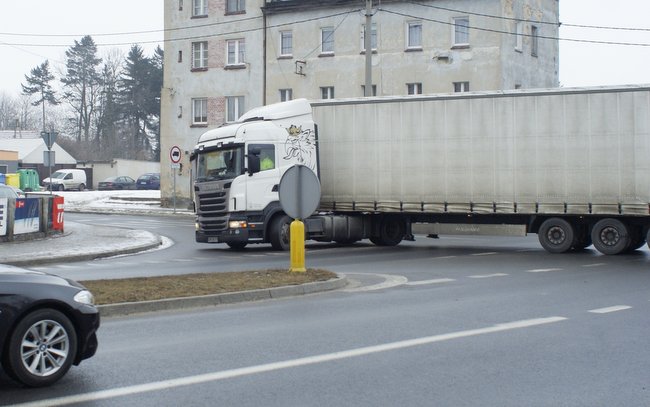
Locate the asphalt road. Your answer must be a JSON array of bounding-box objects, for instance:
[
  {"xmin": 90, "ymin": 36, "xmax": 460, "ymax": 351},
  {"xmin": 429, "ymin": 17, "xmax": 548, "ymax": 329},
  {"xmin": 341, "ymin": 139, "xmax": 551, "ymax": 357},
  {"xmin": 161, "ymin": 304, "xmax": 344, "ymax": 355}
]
[{"xmin": 2, "ymin": 213, "xmax": 650, "ymax": 406}]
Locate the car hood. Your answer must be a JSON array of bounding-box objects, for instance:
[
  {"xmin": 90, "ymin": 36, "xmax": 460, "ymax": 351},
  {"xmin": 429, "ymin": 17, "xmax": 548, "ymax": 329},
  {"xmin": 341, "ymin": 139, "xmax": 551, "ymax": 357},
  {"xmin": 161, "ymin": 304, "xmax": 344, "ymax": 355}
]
[{"xmin": 0, "ymin": 264, "xmax": 85, "ymax": 289}]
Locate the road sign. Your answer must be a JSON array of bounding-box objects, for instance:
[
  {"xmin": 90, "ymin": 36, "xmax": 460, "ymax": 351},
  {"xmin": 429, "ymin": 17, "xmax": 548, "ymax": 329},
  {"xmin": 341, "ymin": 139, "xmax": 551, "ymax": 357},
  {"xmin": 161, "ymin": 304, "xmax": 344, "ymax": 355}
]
[
  {"xmin": 278, "ymin": 165, "xmax": 320, "ymax": 220},
  {"xmin": 170, "ymin": 145, "xmax": 182, "ymax": 163},
  {"xmin": 41, "ymin": 131, "xmax": 58, "ymax": 150}
]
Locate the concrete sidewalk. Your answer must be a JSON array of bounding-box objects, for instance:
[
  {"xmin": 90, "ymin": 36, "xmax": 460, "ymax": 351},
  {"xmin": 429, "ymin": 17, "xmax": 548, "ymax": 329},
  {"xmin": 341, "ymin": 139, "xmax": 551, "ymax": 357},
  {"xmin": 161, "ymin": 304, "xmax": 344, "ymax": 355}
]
[{"xmin": 1, "ymin": 221, "xmax": 163, "ymax": 267}]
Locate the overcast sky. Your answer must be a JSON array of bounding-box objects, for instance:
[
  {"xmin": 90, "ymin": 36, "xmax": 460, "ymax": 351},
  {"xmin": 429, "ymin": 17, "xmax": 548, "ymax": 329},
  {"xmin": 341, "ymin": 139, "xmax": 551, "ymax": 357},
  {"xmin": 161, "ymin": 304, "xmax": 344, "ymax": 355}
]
[{"xmin": 1, "ymin": 0, "xmax": 648, "ymax": 97}]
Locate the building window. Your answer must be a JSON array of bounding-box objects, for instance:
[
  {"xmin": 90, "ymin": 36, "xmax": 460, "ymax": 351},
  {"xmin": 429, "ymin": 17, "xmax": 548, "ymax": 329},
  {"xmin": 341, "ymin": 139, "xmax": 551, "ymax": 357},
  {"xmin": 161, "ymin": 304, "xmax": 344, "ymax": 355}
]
[
  {"xmin": 178, "ymin": 50, "xmax": 183, "ymax": 63},
  {"xmin": 453, "ymin": 17, "xmax": 470, "ymax": 46},
  {"xmin": 515, "ymin": 21, "xmax": 524, "ymax": 52},
  {"xmin": 226, "ymin": 0, "xmax": 245, "ymax": 14},
  {"xmin": 280, "ymin": 31, "xmax": 293, "ymax": 57},
  {"xmin": 192, "ymin": 41, "xmax": 208, "ymax": 69},
  {"xmin": 361, "ymin": 84, "xmax": 377, "ymax": 96},
  {"xmin": 360, "ymin": 23, "xmax": 377, "ymax": 52},
  {"xmin": 453, "ymin": 82, "xmax": 470, "ymax": 93},
  {"xmin": 192, "ymin": 0, "xmax": 207, "ymax": 17},
  {"xmin": 179, "ymin": 0, "xmax": 183, "ymax": 11},
  {"xmin": 321, "ymin": 27, "xmax": 334, "ymax": 54},
  {"xmin": 226, "ymin": 39, "xmax": 245, "ymax": 66},
  {"xmin": 320, "ymin": 87, "xmax": 335, "ymax": 99},
  {"xmin": 192, "ymin": 98, "xmax": 208, "ymax": 125},
  {"xmin": 531, "ymin": 25, "xmax": 539, "ymax": 57},
  {"xmin": 407, "ymin": 21, "xmax": 422, "ymax": 49},
  {"xmin": 226, "ymin": 96, "xmax": 245, "ymax": 122},
  {"xmin": 407, "ymin": 83, "xmax": 422, "ymax": 95},
  {"xmin": 279, "ymin": 89, "xmax": 293, "ymax": 102}
]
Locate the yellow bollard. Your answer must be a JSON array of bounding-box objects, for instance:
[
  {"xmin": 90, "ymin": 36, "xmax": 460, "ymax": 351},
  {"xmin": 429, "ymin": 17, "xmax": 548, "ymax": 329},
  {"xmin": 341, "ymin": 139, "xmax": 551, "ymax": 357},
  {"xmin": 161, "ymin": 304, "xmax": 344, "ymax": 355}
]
[{"xmin": 289, "ymin": 219, "xmax": 306, "ymax": 272}]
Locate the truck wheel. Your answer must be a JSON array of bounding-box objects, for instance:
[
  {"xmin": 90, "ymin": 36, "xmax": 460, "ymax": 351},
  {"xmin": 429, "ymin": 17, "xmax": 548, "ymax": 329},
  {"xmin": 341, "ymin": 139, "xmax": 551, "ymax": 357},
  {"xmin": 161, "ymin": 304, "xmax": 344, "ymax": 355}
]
[
  {"xmin": 4, "ymin": 309, "xmax": 78, "ymax": 387},
  {"xmin": 373, "ymin": 217, "xmax": 405, "ymax": 246},
  {"xmin": 591, "ymin": 218, "xmax": 630, "ymax": 255},
  {"xmin": 269, "ymin": 215, "xmax": 291, "ymax": 251},
  {"xmin": 624, "ymin": 226, "xmax": 645, "ymax": 252},
  {"xmin": 538, "ymin": 218, "xmax": 575, "ymax": 253}
]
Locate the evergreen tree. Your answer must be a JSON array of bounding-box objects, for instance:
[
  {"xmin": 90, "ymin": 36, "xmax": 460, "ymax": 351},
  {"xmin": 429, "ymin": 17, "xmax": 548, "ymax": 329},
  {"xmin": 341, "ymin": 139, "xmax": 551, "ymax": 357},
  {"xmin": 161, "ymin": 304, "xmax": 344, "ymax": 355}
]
[
  {"xmin": 61, "ymin": 35, "xmax": 102, "ymax": 142},
  {"xmin": 119, "ymin": 44, "xmax": 161, "ymax": 159},
  {"xmin": 21, "ymin": 60, "xmax": 59, "ymax": 131}
]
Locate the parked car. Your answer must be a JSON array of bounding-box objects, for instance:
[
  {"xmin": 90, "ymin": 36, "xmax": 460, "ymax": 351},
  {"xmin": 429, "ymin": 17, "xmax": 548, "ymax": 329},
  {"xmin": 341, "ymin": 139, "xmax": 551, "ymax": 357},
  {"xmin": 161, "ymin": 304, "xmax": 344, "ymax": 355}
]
[
  {"xmin": 0, "ymin": 264, "xmax": 99, "ymax": 387},
  {"xmin": 136, "ymin": 173, "xmax": 160, "ymax": 190},
  {"xmin": 42, "ymin": 169, "xmax": 87, "ymax": 191},
  {"xmin": 98, "ymin": 176, "xmax": 136, "ymax": 191},
  {"xmin": 0, "ymin": 184, "xmax": 19, "ymax": 198}
]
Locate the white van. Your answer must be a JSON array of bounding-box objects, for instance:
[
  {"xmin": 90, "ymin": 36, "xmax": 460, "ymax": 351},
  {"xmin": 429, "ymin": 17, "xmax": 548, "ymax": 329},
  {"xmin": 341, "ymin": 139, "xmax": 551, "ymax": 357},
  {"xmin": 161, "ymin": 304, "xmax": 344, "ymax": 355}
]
[{"xmin": 42, "ymin": 169, "xmax": 87, "ymax": 191}]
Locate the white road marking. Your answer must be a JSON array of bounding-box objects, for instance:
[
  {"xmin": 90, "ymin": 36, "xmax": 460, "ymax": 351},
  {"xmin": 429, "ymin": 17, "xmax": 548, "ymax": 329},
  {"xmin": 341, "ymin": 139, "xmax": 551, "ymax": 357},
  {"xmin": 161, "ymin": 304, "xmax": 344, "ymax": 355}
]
[
  {"xmin": 14, "ymin": 316, "xmax": 567, "ymax": 407},
  {"xmin": 171, "ymin": 258, "xmax": 194, "ymax": 262},
  {"xmin": 405, "ymin": 278, "xmax": 455, "ymax": 286},
  {"xmin": 468, "ymin": 273, "xmax": 509, "ymax": 279},
  {"xmin": 343, "ymin": 274, "xmax": 408, "ymax": 292},
  {"xmin": 431, "ymin": 255, "xmax": 457, "ymax": 260},
  {"xmin": 471, "ymin": 252, "xmax": 498, "ymax": 256},
  {"xmin": 588, "ymin": 305, "xmax": 632, "ymax": 314},
  {"xmin": 581, "ymin": 263, "xmax": 607, "ymax": 268},
  {"xmin": 526, "ymin": 268, "xmax": 563, "ymax": 273}
]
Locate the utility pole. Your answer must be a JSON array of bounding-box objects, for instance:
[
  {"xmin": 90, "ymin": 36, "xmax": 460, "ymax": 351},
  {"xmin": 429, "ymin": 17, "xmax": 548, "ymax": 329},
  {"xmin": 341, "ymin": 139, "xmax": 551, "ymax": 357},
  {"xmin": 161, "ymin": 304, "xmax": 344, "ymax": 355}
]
[{"xmin": 364, "ymin": 0, "xmax": 373, "ymax": 96}]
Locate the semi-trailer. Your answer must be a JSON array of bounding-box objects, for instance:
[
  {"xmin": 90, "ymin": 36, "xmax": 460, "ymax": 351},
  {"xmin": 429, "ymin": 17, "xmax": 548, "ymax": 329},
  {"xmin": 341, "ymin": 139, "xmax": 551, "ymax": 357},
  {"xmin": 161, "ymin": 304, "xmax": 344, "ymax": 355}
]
[{"xmin": 190, "ymin": 85, "xmax": 650, "ymax": 255}]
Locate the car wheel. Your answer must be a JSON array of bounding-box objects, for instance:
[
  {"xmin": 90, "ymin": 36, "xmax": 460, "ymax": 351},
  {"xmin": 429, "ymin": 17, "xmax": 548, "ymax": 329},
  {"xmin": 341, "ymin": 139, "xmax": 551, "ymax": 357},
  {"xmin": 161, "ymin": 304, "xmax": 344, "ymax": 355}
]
[
  {"xmin": 78, "ymin": 183, "xmax": 85, "ymax": 191},
  {"xmin": 57, "ymin": 185, "xmax": 64, "ymax": 191},
  {"xmin": 5, "ymin": 309, "xmax": 78, "ymax": 387}
]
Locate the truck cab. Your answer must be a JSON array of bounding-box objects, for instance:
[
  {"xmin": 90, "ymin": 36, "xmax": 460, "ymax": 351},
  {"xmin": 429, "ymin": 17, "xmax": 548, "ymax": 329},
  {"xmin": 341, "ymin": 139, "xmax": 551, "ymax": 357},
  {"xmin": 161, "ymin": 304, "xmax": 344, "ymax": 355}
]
[{"xmin": 191, "ymin": 99, "xmax": 318, "ymax": 249}]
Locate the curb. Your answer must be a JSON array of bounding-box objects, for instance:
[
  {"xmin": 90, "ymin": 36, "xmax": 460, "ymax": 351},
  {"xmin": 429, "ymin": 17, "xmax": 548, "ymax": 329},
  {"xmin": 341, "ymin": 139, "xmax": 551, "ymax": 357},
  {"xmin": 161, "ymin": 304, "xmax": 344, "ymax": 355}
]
[{"xmin": 97, "ymin": 275, "xmax": 348, "ymax": 317}]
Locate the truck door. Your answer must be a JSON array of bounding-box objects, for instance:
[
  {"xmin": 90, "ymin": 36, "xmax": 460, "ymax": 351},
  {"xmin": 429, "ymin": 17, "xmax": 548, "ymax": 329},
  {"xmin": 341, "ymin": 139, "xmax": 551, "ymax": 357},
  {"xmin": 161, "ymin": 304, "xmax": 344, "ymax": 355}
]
[{"xmin": 246, "ymin": 144, "xmax": 279, "ymax": 212}]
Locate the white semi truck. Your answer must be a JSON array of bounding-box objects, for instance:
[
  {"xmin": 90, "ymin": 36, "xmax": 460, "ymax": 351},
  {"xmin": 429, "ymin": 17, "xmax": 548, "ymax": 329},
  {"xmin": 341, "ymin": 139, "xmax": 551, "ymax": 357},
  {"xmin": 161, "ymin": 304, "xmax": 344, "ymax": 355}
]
[{"xmin": 190, "ymin": 85, "xmax": 650, "ymax": 255}]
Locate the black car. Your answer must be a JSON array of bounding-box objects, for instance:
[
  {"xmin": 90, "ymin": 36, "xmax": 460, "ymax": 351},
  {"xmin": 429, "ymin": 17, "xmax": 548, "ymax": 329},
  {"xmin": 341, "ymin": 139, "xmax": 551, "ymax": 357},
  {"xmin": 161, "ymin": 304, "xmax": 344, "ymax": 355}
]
[
  {"xmin": 0, "ymin": 265, "xmax": 100, "ymax": 387},
  {"xmin": 98, "ymin": 176, "xmax": 136, "ymax": 191},
  {"xmin": 136, "ymin": 173, "xmax": 160, "ymax": 190}
]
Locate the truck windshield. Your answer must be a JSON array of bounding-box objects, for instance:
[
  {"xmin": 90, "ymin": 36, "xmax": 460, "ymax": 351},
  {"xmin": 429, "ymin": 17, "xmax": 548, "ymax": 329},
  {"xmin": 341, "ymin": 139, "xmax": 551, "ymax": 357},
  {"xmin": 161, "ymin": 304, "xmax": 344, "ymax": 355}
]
[{"xmin": 195, "ymin": 146, "xmax": 244, "ymax": 182}]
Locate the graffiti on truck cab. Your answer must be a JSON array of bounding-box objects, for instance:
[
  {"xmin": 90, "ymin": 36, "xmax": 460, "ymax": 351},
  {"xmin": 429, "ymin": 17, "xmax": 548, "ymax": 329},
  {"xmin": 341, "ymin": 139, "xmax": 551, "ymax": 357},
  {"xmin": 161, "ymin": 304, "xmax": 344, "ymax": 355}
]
[{"xmin": 284, "ymin": 124, "xmax": 316, "ymax": 171}]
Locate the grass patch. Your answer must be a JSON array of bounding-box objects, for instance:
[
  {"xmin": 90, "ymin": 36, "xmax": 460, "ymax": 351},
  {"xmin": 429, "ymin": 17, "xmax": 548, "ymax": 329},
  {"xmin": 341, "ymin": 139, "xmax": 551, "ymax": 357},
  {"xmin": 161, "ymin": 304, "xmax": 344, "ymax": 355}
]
[{"xmin": 81, "ymin": 269, "xmax": 338, "ymax": 305}]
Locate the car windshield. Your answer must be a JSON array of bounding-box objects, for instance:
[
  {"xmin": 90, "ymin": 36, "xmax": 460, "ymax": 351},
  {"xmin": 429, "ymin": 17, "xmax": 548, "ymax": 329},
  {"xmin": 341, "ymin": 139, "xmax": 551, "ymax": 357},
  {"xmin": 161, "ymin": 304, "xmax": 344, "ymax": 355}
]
[
  {"xmin": 195, "ymin": 146, "xmax": 244, "ymax": 182},
  {"xmin": 50, "ymin": 171, "xmax": 67, "ymax": 179}
]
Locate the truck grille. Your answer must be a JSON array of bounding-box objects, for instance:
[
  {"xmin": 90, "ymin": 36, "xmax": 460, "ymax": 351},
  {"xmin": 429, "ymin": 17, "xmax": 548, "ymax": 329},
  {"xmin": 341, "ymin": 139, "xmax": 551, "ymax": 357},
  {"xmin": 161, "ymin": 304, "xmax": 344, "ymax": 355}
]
[{"xmin": 197, "ymin": 190, "xmax": 228, "ymax": 232}]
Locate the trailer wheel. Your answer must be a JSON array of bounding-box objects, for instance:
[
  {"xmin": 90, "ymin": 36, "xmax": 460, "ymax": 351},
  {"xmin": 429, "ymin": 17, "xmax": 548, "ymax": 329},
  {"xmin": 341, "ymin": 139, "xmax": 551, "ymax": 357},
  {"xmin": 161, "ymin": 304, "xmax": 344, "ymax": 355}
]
[
  {"xmin": 372, "ymin": 217, "xmax": 405, "ymax": 246},
  {"xmin": 591, "ymin": 218, "xmax": 630, "ymax": 255},
  {"xmin": 624, "ymin": 226, "xmax": 645, "ymax": 252},
  {"xmin": 538, "ymin": 218, "xmax": 575, "ymax": 253},
  {"xmin": 269, "ymin": 215, "xmax": 291, "ymax": 251}
]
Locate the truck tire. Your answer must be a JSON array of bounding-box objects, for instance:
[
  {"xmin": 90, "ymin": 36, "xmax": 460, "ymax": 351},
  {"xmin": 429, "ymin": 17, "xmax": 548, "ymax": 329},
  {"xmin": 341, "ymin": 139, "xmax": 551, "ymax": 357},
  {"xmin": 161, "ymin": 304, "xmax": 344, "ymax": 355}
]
[
  {"xmin": 538, "ymin": 218, "xmax": 575, "ymax": 253},
  {"xmin": 372, "ymin": 216, "xmax": 405, "ymax": 246},
  {"xmin": 591, "ymin": 218, "xmax": 630, "ymax": 255},
  {"xmin": 4, "ymin": 309, "xmax": 78, "ymax": 387},
  {"xmin": 269, "ymin": 215, "xmax": 291, "ymax": 251},
  {"xmin": 624, "ymin": 226, "xmax": 645, "ymax": 252}
]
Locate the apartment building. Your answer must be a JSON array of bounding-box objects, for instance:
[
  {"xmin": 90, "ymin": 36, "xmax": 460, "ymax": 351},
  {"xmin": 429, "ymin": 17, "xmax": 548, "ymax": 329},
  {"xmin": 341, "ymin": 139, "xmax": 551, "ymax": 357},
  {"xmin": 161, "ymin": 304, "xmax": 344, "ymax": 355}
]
[{"xmin": 161, "ymin": 0, "xmax": 559, "ymax": 205}]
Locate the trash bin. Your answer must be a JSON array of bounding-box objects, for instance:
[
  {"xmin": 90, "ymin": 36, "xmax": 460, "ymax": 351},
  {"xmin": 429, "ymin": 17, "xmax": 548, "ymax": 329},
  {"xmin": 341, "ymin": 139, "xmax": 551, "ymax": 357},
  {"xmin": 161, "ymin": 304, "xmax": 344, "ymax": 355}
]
[
  {"xmin": 5, "ymin": 173, "xmax": 19, "ymax": 188},
  {"xmin": 17, "ymin": 169, "xmax": 40, "ymax": 192}
]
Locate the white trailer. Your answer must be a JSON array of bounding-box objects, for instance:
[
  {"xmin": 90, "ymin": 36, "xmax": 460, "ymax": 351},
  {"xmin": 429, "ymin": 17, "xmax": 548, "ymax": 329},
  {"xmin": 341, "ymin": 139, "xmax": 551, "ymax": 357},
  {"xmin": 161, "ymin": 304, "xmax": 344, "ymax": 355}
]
[{"xmin": 190, "ymin": 85, "xmax": 650, "ymax": 255}]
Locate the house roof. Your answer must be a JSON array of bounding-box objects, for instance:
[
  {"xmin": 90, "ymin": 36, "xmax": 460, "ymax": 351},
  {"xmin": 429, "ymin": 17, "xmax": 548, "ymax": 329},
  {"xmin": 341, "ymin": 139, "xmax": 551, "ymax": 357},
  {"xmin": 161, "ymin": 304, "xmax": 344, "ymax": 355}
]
[{"xmin": 0, "ymin": 138, "xmax": 77, "ymax": 165}]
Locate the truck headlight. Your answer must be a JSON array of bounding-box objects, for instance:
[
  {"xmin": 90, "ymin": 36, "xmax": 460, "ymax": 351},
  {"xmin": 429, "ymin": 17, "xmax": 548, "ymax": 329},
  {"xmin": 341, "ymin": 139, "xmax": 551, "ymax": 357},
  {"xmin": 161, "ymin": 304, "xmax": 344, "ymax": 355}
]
[{"xmin": 228, "ymin": 220, "xmax": 248, "ymax": 229}]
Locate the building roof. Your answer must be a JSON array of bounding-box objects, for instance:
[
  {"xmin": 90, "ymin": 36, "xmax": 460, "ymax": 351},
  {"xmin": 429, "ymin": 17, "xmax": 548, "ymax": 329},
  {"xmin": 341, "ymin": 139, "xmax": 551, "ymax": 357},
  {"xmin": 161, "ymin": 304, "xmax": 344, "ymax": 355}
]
[{"xmin": 0, "ymin": 138, "xmax": 77, "ymax": 165}]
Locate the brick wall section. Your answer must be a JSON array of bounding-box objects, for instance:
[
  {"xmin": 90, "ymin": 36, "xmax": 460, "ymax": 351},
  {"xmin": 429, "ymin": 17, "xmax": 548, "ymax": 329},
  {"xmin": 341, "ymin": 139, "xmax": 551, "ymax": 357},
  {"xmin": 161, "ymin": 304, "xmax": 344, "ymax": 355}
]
[
  {"xmin": 210, "ymin": 39, "xmax": 225, "ymax": 69},
  {"xmin": 209, "ymin": 97, "xmax": 225, "ymax": 126}
]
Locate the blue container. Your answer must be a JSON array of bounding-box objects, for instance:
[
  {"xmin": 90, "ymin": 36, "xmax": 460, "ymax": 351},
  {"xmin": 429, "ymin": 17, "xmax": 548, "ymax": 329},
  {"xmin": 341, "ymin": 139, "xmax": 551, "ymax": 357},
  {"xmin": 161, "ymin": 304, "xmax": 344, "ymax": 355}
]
[{"xmin": 0, "ymin": 173, "xmax": 5, "ymax": 184}]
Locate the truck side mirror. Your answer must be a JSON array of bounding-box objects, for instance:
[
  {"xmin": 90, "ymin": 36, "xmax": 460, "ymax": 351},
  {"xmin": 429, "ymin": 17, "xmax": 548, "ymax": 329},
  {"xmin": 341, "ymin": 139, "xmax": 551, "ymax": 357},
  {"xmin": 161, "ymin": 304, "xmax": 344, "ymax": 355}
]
[{"xmin": 248, "ymin": 155, "xmax": 260, "ymax": 175}]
